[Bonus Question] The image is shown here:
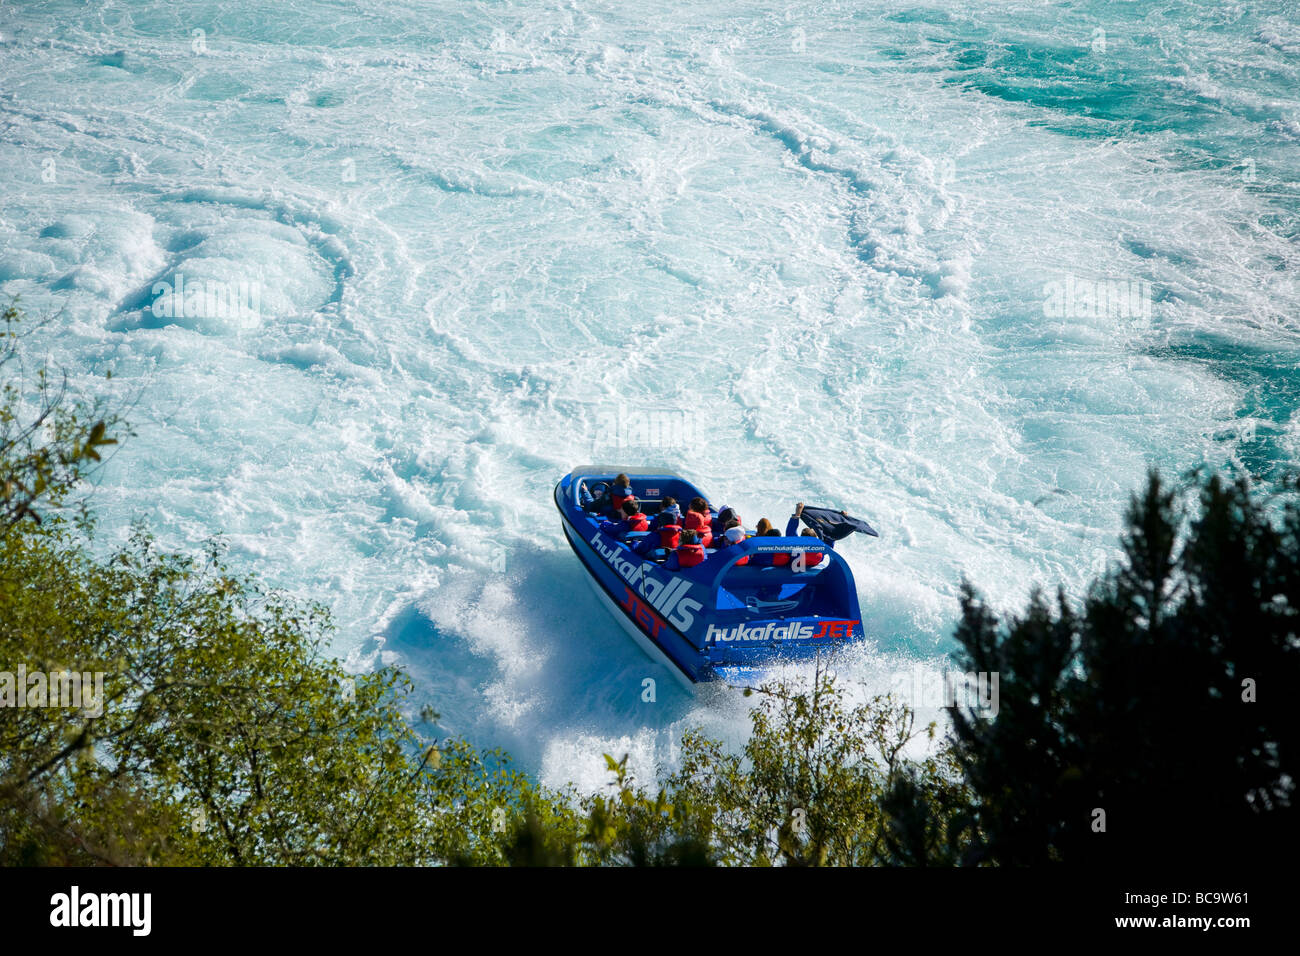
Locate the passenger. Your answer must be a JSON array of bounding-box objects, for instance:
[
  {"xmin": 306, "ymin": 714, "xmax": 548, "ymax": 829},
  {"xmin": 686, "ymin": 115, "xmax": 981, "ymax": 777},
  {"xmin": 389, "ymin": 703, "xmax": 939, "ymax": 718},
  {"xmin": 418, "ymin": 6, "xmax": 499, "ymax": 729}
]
[
  {"xmin": 629, "ymin": 499, "xmax": 682, "ymax": 559},
  {"xmin": 634, "ymin": 506, "xmax": 682, "ymax": 557},
  {"xmin": 600, "ymin": 499, "xmax": 649, "ymax": 540},
  {"xmin": 609, "ymin": 473, "xmax": 635, "ymax": 515},
  {"xmin": 762, "ymin": 526, "xmax": 792, "ymax": 567},
  {"xmin": 583, "ymin": 481, "xmax": 611, "ymax": 514},
  {"xmin": 755, "ymin": 517, "xmax": 773, "ymax": 536},
  {"xmin": 711, "ymin": 506, "xmax": 740, "ymax": 541},
  {"xmin": 682, "ymin": 497, "xmax": 713, "ymax": 548},
  {"xmin": 664, "ymin": 529, "xmax": 706, "ymax": 570},
  {"xmin": 716, "ymin": 521, "xmax": 749, "ymax": 565},
  {"xmin": 793, "ymin": 528, "xmax": 826, "ymax": 568},
  {"xmin": 656, "ymin": 515, "xmax": 682, "ymax": 550},
  {"xmin": 649, "ymin": 496, "xmax": 681, "ymax": 532}
]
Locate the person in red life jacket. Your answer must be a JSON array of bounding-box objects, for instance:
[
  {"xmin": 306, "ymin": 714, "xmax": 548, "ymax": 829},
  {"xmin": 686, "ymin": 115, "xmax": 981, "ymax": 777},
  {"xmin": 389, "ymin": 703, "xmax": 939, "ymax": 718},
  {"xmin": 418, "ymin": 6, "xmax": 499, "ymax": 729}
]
[
  {"xmin": 793, "ymin": 528, "xmax": 826, "ymax": 568},
  {"xmin": 601, "ymin": 499, "xmax": 649, "ymax": 541},
  {"xmin": 608, "ymin": 473, "xmax": 635, "ymax": 517},
  {"xmin": 664, "ymin": 529, "xmax": 707, "ymax": 571},
  {"xmin": 648, "ymin": 497, "xmax": 681, "ymax": 532},
  {"xmin": 682, "ymin": 497, "xmax": 713, "ymax": 548},
  {"xmin": 655, "ymin": 516, "xmax": 682, "ymax": 550},
  {"xmin": 715, "ymin": 522, "xmax": 750, "ymax": 565},
  {"xmin": 633, "ymin": 503, "xmax": 681, "ymax": 558}
]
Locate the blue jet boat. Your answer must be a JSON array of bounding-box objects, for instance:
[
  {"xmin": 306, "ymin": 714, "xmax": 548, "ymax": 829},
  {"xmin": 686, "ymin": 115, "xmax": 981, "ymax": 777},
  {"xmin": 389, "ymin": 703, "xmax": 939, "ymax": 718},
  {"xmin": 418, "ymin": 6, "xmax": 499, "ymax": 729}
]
[{"xmin": 554, "ymin": 466, "xmax": 874, "ymax": 687}]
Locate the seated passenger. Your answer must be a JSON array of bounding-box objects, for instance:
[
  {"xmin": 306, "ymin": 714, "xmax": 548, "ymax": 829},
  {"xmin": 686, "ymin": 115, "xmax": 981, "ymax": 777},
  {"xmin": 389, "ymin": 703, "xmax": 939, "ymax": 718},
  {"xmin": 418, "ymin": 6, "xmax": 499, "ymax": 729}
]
[
  {"xmin": 600, "ymin": 499, "xmax": 649, "ymax": 540},
  {"xmin": 649, "ymin": 496, "xmax": 681, "ymax": 532},
  {"xmin": 716, "ymin": 522, "xmax": 749, "ymax": 565},
  {"xmin": 792, "ymin": 528, "xmax": 826, "ymax": 568},
  {"xmin": 711, "ymin": 506, "xmax": 740, "ymax": 540},
  {"xmin": 607, "ymin": 473, "xmax": 637, "ymax": 515},
  {"xmin": 682, "ymin": 497, "xmax": 713, "ymax": 548},
  {"xmin": 583, "ymin": 481, "xmax": 611, "ymax": 514},
  {"xmin": 754, "ymin": 526, "xmax": 790, "ymax": 567},
  {"xmin": 633, "ymin": 510, "xmax": 682, "ymax": 558},
  {"xmin": 664, "ymin": 529, "xmax": 706, "ymax": 570},
  {"xmin": 655, "ymin": 514, "xmax": 682, "ymax": 550}
]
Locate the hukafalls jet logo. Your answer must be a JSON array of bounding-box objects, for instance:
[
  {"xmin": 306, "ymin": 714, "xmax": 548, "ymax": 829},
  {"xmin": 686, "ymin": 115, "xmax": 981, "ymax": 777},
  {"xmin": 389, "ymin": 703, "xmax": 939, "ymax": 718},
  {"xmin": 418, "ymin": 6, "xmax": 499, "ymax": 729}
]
[
  {"xmin": 705, "ymin": 620, "xmax": 857, "ymax": 644},
  {"xmin": 590, "ymin": 532, "xmax": 703, "ymax": 630}
]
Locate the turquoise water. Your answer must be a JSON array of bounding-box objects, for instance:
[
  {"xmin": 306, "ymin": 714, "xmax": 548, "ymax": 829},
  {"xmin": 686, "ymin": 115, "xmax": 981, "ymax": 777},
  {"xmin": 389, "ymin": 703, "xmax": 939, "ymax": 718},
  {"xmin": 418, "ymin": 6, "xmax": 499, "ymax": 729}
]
[{"xmin": 2, "ymin": 0, "xmax": 1297, "ymax": 788}]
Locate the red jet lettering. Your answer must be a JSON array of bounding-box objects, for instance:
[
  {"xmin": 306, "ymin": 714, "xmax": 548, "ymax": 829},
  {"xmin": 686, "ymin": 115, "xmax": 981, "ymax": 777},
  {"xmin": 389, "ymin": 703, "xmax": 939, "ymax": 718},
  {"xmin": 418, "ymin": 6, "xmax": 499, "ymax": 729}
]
[
  {"xmin": 810, "ymin": 619, "xmax": 856, "ymax": 640},
  {"xmin": 621, "ymin": 587, "xmax": 664, "ymax": 638}
]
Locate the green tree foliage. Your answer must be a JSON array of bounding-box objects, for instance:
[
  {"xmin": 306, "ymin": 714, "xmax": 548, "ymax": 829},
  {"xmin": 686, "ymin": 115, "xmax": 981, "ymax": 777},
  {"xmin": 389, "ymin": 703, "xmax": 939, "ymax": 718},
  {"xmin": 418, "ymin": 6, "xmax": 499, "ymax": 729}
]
[
  {"xmin": 916, "ymin": 469, "xmax": 1299, "ymax": 866},
  {"xmin": 554, "ymin": 668, "xmax": 968, "ymax": 867},
  {"xmin": 0, "ymin": 303, "xmax": 119, "ymax": 533},
  {"xmin": 0, "ymin": 519, "xmax": 578, "ymax": 865}
]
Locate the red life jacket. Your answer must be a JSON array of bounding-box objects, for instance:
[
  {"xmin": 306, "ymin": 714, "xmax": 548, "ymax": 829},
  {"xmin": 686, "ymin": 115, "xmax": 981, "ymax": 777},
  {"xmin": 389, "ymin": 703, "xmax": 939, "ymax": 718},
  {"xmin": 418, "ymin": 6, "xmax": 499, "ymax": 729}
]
[
  {"xmin": 791, "ymin": 549, "xmax": 824, "ymax": 569},
  {"xmin": 771, "ymin": 552, "xmax": 791, "ymax": 567},
  {"xmin": 675, "ymin": 543, "xmax": 705, "ymax": 568},
  {"xmin": 624, "ymin": 512, "xmax": 648, "ymax": 533},
  {"xmin": 723, "ymin": 535, "xmax": 749, "ymax": 565},
  {"xmin": 658, "ymin": 524, "xmax": 682, "ymax": 549},
  {"xmin": 611, "ymin": 488, "xmax": 633, "ymax": 510},
  {"xmin": 683, "ymin": 511, "xmax": 712, "ymax": 548}
]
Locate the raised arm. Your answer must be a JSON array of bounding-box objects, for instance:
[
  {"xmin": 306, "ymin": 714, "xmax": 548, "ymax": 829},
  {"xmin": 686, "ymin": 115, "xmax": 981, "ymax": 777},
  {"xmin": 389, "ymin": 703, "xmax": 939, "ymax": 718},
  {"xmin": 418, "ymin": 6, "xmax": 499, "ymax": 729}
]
[{"xmin": 785, "ymin": 501, "xmax": 804, "ymax": 537}]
